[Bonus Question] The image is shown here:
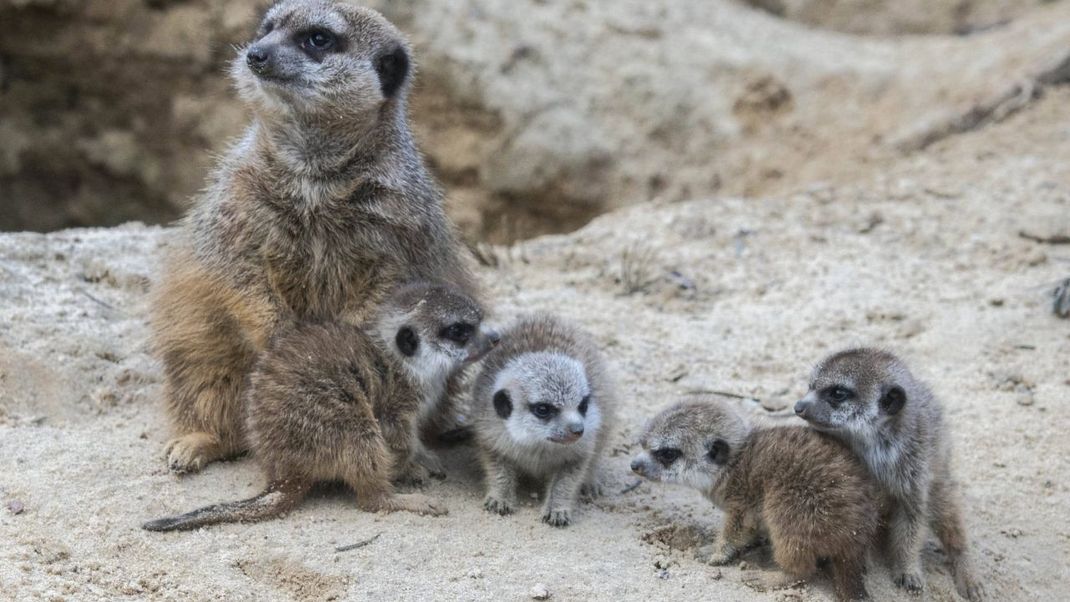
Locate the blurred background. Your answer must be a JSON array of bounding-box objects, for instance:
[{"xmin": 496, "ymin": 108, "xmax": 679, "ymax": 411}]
[{"xmin": 0, "ymin": 0, "xmax": 1066, "ymax": 243}]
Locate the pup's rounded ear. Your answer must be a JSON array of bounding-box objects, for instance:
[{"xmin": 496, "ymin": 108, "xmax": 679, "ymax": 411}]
[
  {"xmin": 492, "ymin": 389, "xmax": 512, "ymax": 419},
  {"xmin": 375, "ymin": 44, "xmax": 409, "ymax": 98},
  {"xmin": 395, "ymin": 326, "xmax": 419, "ymax": 357},
  {"xmin": 707, "ymin": 439, "xmax": 731, "ymax": 465},
  {"xmin": 879, "ymin": 385, "xmax": 906, "ymax": 415}
]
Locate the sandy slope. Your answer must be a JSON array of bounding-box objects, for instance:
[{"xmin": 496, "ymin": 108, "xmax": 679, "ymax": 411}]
[{"xmin": 2, "ymin": 92, "xmax": 1070, "ymax": 601}]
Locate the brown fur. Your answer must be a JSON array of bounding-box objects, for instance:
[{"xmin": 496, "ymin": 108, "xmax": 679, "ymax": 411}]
[
  {"xmin": 633, "ymin": 400, "xmax": 880, "ymax": 602},
  {"xmin": 152, "ymin": 0, "xmax": 479, "ymax": 473}
]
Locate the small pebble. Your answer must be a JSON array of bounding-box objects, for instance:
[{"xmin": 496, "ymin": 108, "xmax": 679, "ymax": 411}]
[
  {"xmin": 530, "ymin": 583, "xmax": 551, "ymax": 600},
  {"xmin": 466, "ymin": 568, "xmax": 484, "ymax": 579},
  {"xmin": 7, "ymin": 500, "xmax": 25, "ymax": 515},
  {"xmin": 656, "ymin": 569, "xmax": 670, "ymax": 580}
]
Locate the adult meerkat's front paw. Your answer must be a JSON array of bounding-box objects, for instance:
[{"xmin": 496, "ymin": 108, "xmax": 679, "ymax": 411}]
[{"xmin": 164, "ymin": 432, "xmax": 225, "ymax": 474}]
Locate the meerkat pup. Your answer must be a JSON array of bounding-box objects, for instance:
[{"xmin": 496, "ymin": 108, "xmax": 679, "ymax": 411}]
[
  {"xmin": 794, "ymin": 348, "xmax": 984, "ymax": 600},
  {"xmin": 471, "ymin": 314, "xmax": 615, "ymax": 527},
  {"xmin": 143, "ymin": 283, "xmax": 497, "ymax": 531},
  {"xmin": 632, "ymin": 399, "xmax": 880, "ymax": 602},
  {"xmin": 152, "ymin": 0, "xmax": 480, "ymax": 474}
]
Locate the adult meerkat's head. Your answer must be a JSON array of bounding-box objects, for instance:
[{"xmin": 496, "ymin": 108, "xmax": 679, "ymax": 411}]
[
  {"xmin": 794, "ymin": 348, "xmax": 912, "ymax": 437},
  {"xmin": 631, "ymin": 400, "xmax": 751, "ymax": 493},
  {"xmin": 489, "ymin": 352, "xmax": 600, "ymax": 446},
  {"xmin": 233, "ymin": 0, "xmax": 412, "ymax": 120},
  {"xmin": 375, "ymin": 282, "xmax": 498, "ymax": 390}
]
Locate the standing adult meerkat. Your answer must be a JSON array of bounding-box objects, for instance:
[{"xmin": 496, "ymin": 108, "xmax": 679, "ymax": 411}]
[
  {"xmin": 632, "ymin": 399, "xmax": 880, "ymax": 602},
  {"xmin": 152, "ymin": 0, "xmax": 480, "ymax": 473},
  {"xmin": 471, "ymin": 314, "xmax": 615, "ymax": 527},
  {"xmin": 143, "ymin": 283, "xmax": 498, "ymax": 531},
  {"xmin": 794, "ymin": 348, "xmax": 984, "ymax": 600}
]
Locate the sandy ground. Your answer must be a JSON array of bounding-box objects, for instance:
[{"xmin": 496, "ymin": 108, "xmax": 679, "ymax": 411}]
[{"xmin": 3, "ymin": 87, "xmax": 1070, "ymax": 602}]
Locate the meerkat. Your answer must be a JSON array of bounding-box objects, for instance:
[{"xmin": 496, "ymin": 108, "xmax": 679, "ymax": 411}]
[
  {"xmin": 142, "ymin": 282, "xmax": 498, "ymax": 531},
  {"xmin": 471, "ymin": 314, "xmax": 615, "ymax": 527},
  {"xmin": 794, "ymin": 348, "xmax": 984, "ymax": 600},
  {"xmin": 152, "ymin": 0, "xmax": 481, "ymax": 474},
  {"xmin": 632, "ymin": 399, "xmax": 880, "ymax": 602}
]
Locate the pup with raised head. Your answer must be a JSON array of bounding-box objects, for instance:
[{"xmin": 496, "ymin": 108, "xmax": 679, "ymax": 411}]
[
  {"xmin": 153, "ymin": 0, "xmax": 480, "ymax": 474},
  {"xmin": 795, "ymin": 348, "xmax": 984, "ymax": 600},
  {"xmin": 632, "ymin": 399, "xmax": 879, "ymax": 602},
  {"xmin": 143, "ymin": 283, "xmax": 497, "ymax": 531},
  {"xmin": 471, "ymin": 314, "xmax": 614, "ymax": 527}
]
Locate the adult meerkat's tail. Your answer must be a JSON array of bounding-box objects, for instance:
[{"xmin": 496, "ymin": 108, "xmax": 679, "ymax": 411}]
[{"xmin": 142, "ymin": 480, "xmax": 310, "ymax": 532}]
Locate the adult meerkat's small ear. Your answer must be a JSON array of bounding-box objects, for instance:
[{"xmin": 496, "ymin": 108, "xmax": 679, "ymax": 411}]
[
  {"xmin": 879, "ymin": 384, "xmax": 906, "ymax": 416},
  {"xmin": 375, "ymin": 44, "xmax": 409, "ymax": 98}
]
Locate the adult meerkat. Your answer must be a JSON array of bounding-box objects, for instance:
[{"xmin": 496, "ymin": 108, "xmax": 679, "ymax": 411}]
[
  {"xmin": 471, "ymin": 314, "xmax": 615, "ymax": 527},
  {"xmin": 794, "ymin": 348, "xmax": 984, "ymax": 600},
  {"xmin": 152, "ymin": 0, "xmax": 480, "ymax": 474},
  {"xmin": 632, "ymin": 399, "xmax": 880, "ymax": 602},
  {"xmin": 143, "ymin": 283, "xmax": 498, "ymax": 531}
]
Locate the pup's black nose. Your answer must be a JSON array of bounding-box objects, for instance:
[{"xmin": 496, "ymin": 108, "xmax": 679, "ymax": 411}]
[
  {"xmin": 629, "ymin": 458, "xmax": 643, "ymax": 474},
  {"xmin": 568, "ymin": 423, "xmax": 584, "ymax": 436},
  {"xmin": 246, "ymin": 45, "xmax": 270, "ymax": 67},
  {"xmin": 794, "ymin": 400, "xmax": 809, "ymax": 416},
  {"xmin": 487, "ymin": 330, "xmax": 501, "ymax": 345}
]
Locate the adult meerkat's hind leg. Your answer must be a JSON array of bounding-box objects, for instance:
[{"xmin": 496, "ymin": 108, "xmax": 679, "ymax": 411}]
[{"xmin": 153, "ymin": 253, "xmax": 276, "ymax": 473}]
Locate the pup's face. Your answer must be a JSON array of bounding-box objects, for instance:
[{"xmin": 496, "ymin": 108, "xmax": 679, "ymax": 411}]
[
  {"xmin": 490, "ymin": 352, "xmax": 599, "ymax": 446},
  {"xmin": 630, "ymin": 401, "xmax": 749, "ymax": 493},
  {"xmin": 380, "ymin": 283, "xmax": 498, "ymax": 388},
  {"xmin": 231, "ymin": 0, "xmax": 410, "ymax": 117},
  {"xmin": 794, "ymin": 349, "xmax": 906, "ymax": 436}
]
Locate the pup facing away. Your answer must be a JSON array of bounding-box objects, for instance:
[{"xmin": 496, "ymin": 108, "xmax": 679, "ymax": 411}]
[
  {"xmin": 153, "ymin": 0, "xmax": 480, "ymax": 475},
  {"xmin": 471, "ymin": 314, "xmax": 615, "ymax": 527},
  {"xmin": 143, "ymin": 283, "xmax": 497, "ymax": 531},
  {"xmin": 632, "ymin": 399, "xmax": 880, "ymax": 602},
  {"xmin": 795, "ymin": 348, "xmax": 984, "ymax": 600}
]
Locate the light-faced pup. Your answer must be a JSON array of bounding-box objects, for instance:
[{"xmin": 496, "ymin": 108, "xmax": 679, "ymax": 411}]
[{"xmin": 472, "ymin": 314, "xmax": 615, "ymax": 527}]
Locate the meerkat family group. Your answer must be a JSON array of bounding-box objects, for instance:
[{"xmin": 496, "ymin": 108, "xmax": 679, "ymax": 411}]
[{"xmin": 142, "ymin": 1, "xmax": 984, "ymax": 599}]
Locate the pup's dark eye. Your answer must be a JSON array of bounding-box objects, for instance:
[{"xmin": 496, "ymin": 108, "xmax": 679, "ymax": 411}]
[
  {"xmin": 828, "ymin": 386, "xmax": 851, "ymax": 404},
  {"xmin": 652, "ymin": 448, "xmax": 682, "ymax": 467},
  {"xmin": 441, "ymin": 323, "xmax": 474, "ymax": 345},
  {"xmin": 578, "ymin": 395, "xmax": 590, "ymax": 416},
  {"xmin": 261, "ymin": 21, "xmax": 275, "ymax": 35},
  {"xmin": 301, "ymin": 30, "xmax": 336, "ymax": 51},
  {"xmin": 530, "ymin": 403, "xmax": 557, "ymax": 420}
]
